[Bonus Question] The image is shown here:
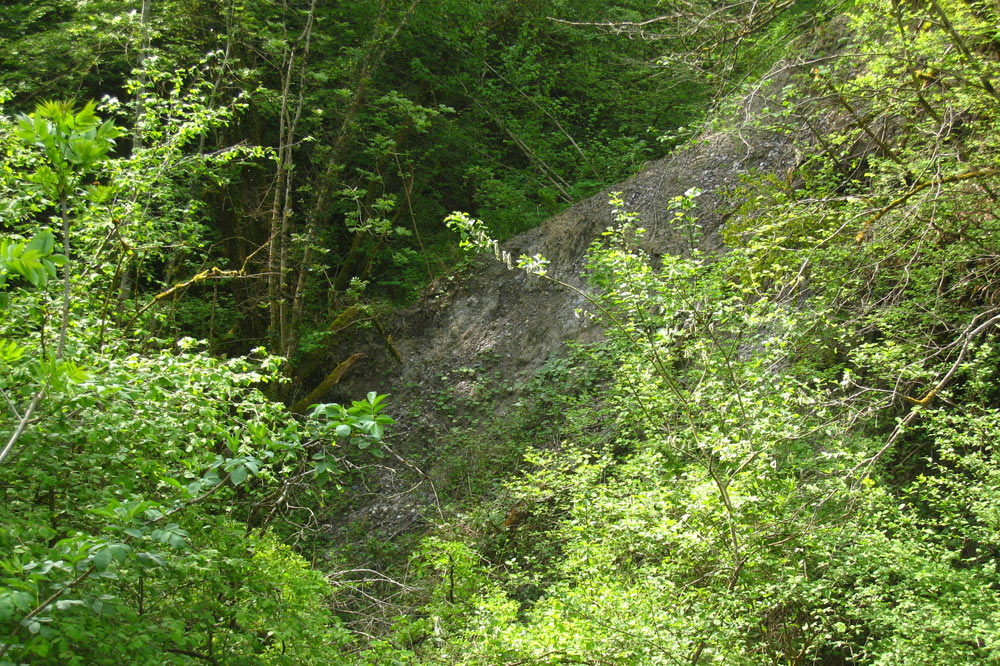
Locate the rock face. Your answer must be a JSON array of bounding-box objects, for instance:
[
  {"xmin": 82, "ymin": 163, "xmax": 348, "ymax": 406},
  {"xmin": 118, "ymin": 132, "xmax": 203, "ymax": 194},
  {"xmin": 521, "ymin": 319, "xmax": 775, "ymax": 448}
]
[{"xmin": 327, "ymin": 125, "xmax": 796, "ymax": 418}]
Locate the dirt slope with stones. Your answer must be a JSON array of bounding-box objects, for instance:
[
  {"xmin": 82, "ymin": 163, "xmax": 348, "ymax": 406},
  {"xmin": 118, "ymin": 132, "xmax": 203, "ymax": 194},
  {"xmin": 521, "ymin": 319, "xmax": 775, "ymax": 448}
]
[{"xmin": 325, "ymin": 123, "xmax": 796, "ymax": 420}]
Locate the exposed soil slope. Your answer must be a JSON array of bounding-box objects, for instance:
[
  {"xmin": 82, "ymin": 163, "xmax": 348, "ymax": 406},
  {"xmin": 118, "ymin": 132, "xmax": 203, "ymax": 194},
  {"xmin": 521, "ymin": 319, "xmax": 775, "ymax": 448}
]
[{"xmin": 328, "ymin": 123, "xmax": 796, "ymax": 417}]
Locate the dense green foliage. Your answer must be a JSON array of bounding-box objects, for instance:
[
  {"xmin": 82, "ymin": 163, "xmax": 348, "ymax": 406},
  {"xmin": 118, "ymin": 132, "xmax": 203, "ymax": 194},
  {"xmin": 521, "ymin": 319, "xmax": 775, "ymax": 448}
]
[
  {"xmin": 0, "ymin": 95, "xmax": 395, "ymax": 662},
  {"xmin": 5, "ymin": 0, "xmax": 1000, "ymax": 663},
  {"xmin": 0, "ymin": 0, "xmax": 706, "ymax": 391},
  {"xmin": 358, "ymin": 1, "xmax": 1000, "ymax": 663}
]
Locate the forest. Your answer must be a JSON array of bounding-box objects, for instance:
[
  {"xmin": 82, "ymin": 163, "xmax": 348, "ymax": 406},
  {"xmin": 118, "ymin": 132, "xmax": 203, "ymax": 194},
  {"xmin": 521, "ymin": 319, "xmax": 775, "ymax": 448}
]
[{"xmin": 2, "ymin": 0, "xmax": 1000, "ymax": 663}]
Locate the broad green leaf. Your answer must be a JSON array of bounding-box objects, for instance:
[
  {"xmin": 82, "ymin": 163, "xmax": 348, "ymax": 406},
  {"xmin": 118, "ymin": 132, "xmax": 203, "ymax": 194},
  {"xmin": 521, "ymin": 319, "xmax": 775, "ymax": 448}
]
[
  {"xmin": 230, "ymin": 464, "xmax": 247, "ymax": 486},
  {"xmin": 24, "ymin": 229, "xmax": 54, "ymax": 255},
  {"xmin": 93, "ymin": 548, "xmax": 112, "ymax": 572}
]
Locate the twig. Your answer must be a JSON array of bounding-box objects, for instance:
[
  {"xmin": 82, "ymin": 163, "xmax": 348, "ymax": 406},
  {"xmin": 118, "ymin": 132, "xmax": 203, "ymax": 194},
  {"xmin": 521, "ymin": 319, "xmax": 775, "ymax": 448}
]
[
  {"xmin": 856, "ymin": 168, "xmax": 1000, "ymax": 240},
  {"xmin": 0, "ymin": 387, "xmax": 21, "ymax": 421},
  {"xmin": 0, "ymin": 391, "xmax": 43, "ymax": 467},
  {"xmin": 851, "ymin": 310, "xmax": 1000, "ymax": 477},
  {"xmin": 125, "ymin": 240, "xmax": 269, "ymax": 332},
  {"xmin": 0, "ymin": 564, "xmax": 96, "ymax": 660}
]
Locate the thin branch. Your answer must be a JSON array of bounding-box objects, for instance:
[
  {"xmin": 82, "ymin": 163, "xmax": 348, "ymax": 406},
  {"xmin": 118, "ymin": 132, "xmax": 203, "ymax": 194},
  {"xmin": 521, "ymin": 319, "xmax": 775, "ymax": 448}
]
[
  {"xmin": 0, "ymin": 392, "xmax": 43, "ymax": 467},
  {"xmin": 126, "ymin": 240, "xmax": 269, "ymax": 330},
  {"xmin": 0, "ymin": 387, "xmax": 21, "ymax": 421},
  {"xmin": 0, "ymin": 564, "xmax": 96, "ymax": 660},
  {"xmin": 855, "ymin": 168, "xmax": 1000, "ymax": 240},
  {"xmin": 851, "ymin": 310, "xmax": 1000, "ymax": 477}
]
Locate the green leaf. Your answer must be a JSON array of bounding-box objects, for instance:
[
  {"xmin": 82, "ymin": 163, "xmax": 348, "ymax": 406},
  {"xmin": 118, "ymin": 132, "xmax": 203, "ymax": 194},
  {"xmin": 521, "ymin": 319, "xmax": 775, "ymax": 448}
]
[
  {"xmin": 109, "ymin": 544, "xmax": 130, "ymax": 563},
  {"xmin": 93, "ymin": 548, "xmax": 112, "ymax": 572},
  {"xmin": 25, "ymin": 229, "xmax": 55, "ymax": 255},
  {"xmin": 0, "ymin": 339, "xmax": 25, "ymax": 363},
  {"xmin": 314, "ymin": 460, "xmax": 329, "ymax": 478},
  {"xmin": 137, "ymin": 552, "xmax": 166, "ymax": 568},
  {"xmin": 0, "ymin": 596, "xmax": 14, "ymax": 623},
  {"xmin": 324, "ymin": 403, "xmax": 346, "ymax": 419},
  {"xmin": 230, "ymin": 464, "xmax": 247, "ymax": 486}
]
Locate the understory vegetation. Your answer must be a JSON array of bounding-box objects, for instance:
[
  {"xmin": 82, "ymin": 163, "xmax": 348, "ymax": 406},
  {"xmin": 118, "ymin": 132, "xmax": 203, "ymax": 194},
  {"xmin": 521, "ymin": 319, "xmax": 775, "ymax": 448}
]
[{"xmin": 3, "ymin": 0, "xmax": 1000, "ymax": 664}]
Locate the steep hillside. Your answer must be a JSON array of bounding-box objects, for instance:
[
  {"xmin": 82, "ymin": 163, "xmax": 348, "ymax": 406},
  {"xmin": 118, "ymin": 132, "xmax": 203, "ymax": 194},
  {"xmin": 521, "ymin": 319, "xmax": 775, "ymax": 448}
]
[
  {"xmin": 13, "ymin": 1, "xmax": 1000, "ymax": 664},
  {"xmin": 321, "ymin": 3, "xmax": 1000, "ymax": 661},
  {"xmin": 328, "ymin": 121, "xmax": 796, "ymax": 416}
]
